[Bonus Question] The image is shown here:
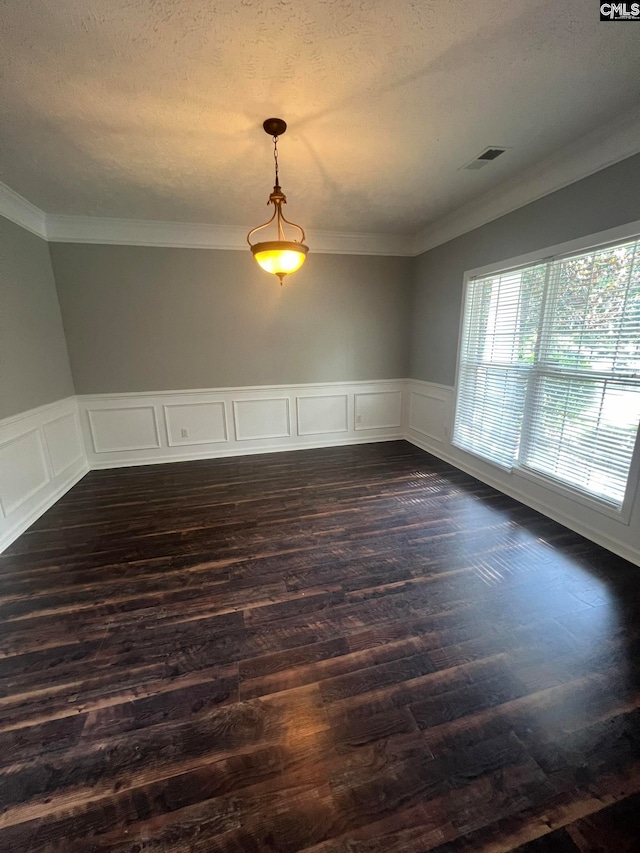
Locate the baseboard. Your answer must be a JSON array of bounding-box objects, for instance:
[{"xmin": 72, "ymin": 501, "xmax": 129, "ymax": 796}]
[
  {"xmin": 0, "ymin": 398, "xmax": 88, "ymax": 554},
  {"xmin": 88, "ymin": 432, "xmax": 404, "ymax": 469}
]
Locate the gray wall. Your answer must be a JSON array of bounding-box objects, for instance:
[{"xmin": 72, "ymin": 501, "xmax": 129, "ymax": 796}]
[
  {"xmin": 0, "ymin": 216, "xmax": 74, "ymax": 419},
  {"xmin": 410, "ymin": 152, "xmax": 640, "ymax": 386},
  {"xmin": 9, "ymin": 152, "xmax": 640, "ymax": 407},
  {"xmin": 50, "ymin": 245, "xmax": 412, "ymax": 393}
]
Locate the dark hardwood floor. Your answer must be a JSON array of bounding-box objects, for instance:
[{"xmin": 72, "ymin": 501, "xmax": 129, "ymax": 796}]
[{"xmin": 1, "ymin": 441, "xmax": 640, "ymax": 852}]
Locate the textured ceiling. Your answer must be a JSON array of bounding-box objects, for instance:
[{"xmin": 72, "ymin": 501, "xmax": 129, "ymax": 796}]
[{"xmin": 1, "ymin": 0, "xmax": 639, "ymax": 235}]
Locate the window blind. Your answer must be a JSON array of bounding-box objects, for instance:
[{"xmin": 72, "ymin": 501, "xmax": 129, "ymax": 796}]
[
  {"xmin": 453, "ymin": 264, "xmax": 546, "ymax": 468},
  {"xmin": 453, "ymin": 236, "xmax": 640, "ymax": 509}
]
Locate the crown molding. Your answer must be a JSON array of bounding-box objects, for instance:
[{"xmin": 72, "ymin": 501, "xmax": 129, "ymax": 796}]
[
  {"xmin": 305, "ymin": 229, "xmax": 413, "ymax": 256},
  {"xmin": 45, "ymin": 214, "xmax": 414, "ymax": 256},
  {"xmin": 0, "ymin": 186, "xmax": 412, "ymax": 255},
  {"xmin": 2, "ymin": 106, "xmax": 639, "ymax": 257},
  {"xmin": 413, "ymin": 106, "xmax": 640, "ymax": 256},
  {"xmin": 0, "ymin": 181, "xmax": 47, "ymax": 239},
  {"xmin": 46, "ymin": 215, "xmax": 249, "ymax": 251}
]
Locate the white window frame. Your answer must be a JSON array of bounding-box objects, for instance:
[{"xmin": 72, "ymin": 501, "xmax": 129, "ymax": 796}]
[{"xmin": 452, "ymin": 218, "xmax": 640, "ymax": 525}]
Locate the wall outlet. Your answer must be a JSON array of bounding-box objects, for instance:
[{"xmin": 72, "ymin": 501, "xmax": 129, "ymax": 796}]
[{"xmin": 180, "ymin": 428, "xmax": 189, "ymax": 439}]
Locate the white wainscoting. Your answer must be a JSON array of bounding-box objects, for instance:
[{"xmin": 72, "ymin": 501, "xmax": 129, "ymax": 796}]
[
  {"xmin": 354, "ymin": 390, "xmax": 403, "ymax": 431},
  {"xmin": 233, "ymin": 398, "xmax": 291, "ymax": 441},
  {"xmin": 404, "ymin": 380, "xmax": 456, "ymax": 458},
  {"xmin": 164, "ymin": 402, "xmax": 228, "ymax": 447},
  {"xmin": 6, "ymin": 380, "xmax": 638, "ymax": 567},
  {"xmin": 296, "ymin": 394, "xmax": 348, "ymax": 437},
  {"xmin": 77, "ymin": 380, "xmax": 406, "ymax": 470},
  {"xmin": 88, "ymin": 406, "xmax": 161, "ymax": 453},
  {"xmin": 407, "ymin": 383, "xmax": 451, "ymax": 444},
  {"xmin": 0, "ymin": 398, "xmax": 88, "ymax": 553},
  {"xmin": 405, "ymin": 379, "xmax": 640, "ymax": 568}
]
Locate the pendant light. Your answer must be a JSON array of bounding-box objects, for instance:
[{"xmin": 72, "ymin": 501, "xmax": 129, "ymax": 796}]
[{"xmin": 247, "ymin": 118, "xmax": 309, "ymax": 284}]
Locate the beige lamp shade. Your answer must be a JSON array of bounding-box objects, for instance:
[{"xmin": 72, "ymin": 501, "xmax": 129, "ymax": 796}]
[{"xmin": 251, "ymin": 241, "xmax": 308, "ymax": 283}]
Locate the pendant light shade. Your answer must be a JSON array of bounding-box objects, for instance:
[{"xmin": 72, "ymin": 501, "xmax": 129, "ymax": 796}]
[
  {"xmin": 251, "ymin": 241, "xmax": 308, "ymax": 277},
  {"xmin": 247, "ymin": 119, "xmax": 309, "ymax": 284}
]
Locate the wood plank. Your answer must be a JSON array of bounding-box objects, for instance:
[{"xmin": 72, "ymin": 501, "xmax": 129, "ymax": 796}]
[{"xmin": 1, "ymin": 441, "xmax": 639, "ymax": 851}]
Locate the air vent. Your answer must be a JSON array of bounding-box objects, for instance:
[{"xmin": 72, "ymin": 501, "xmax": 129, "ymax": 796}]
[
  {"xmin": 478, "ymin": 148, "xmax": 505, "ymax": 161},
  {"xmin": 460, "ymin": 147, "xmax": 508, "ymax": 171}
]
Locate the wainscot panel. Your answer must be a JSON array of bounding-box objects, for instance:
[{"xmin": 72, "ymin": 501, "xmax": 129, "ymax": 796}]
[
  {"xmin": 0, "ymin": 398, "xmax": 88, "ymax": 553},
  {"xmin": 164, "ymin": 401, "xmax": 228, "ymax": 447},
  {"xmin": 77, "ymin": 380, "xmax": 407, "ymax": 469},
  {"xmin": 354, "ymin": 390, "xmax": 403, "ymax": 431},
  {"xmin": 296, "ymin": 394, "xmax": 349, "ymax": 437}
]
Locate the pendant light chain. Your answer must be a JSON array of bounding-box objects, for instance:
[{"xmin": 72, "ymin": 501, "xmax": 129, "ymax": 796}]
[
  {"xmin": 273, "ymin": 135, "xmax": 280, "ymax": 188},
  {"xmin": 272, "ymin": 134, "xmax": 284, "ymax": 240}
]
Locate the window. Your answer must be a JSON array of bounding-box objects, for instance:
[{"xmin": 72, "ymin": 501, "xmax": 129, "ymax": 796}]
[{"xmin": 453, "ymin": 235, "xmax": 640, "ymax": 511}]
